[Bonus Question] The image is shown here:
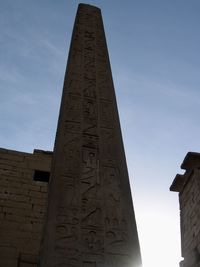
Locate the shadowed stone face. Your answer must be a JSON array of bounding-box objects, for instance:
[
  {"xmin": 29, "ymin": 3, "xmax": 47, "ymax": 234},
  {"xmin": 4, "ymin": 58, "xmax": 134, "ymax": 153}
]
[
  {"xmin": 39, "ymin": 4, "xmax": 142, "ymax": 267},
  {"xmin": 171, "ymin": 152, "xmax": 200, "ymax": 267}
]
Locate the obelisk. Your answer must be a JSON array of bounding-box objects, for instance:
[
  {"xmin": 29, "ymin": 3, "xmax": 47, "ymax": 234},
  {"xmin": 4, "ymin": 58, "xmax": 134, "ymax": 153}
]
[{"xmin": 39, "ymin": 4, "xmax": 142, "ymax": 267}]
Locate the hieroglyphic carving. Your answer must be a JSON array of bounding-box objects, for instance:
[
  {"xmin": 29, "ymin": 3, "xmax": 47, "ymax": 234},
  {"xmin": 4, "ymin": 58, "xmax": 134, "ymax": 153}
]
[
  {"xmin": 84, "ymin": 30, "xmax": 95, "ymax": 61},
  {"xmin": 100, "ymin": 128, "xmax": 116, "ymax": 166},
  {"xmin": 103, "ymin": 166, "xmax": 121, "ymax": 218},
  {"xmin": 82, "ymin": 204, "xmax": 102, "ymax": 228},
  {"xmin": 83, "ymin": 36, "xmax": 97, "ymax": 136},
  {"xmin": 101, "ymin": 165, "xmax": 129, "ymax": 254},
  {"xmin": 64, "ymin": 95, "xmax": 81, "ymax": 122},
  {"xmin": 81, "ymin": 21, "xmax": 102, "ymax": 254},
  {"xmin": 40, "ymin": 4, "xmax": 141, "ymax": 267},
  {"xmin": 83, "ymin": 134, "xmax": 98, "ymax": 149},
  {"xmin": 55, "ymin": 204, "xmax": 80, "ymax": 262},
  {"xmin": 65, "ymin": 72, "xmax": 82, "ymax": 96},
  {"xmin": 62, "ymin": 131, "xmax": 80, "ymax": 146},
  {"xmin": 105, "ymin": 217, "xmax": 128, "ymax": 254},
  {"xmin": 83, "ymin": 99, "xmax": 97, "ymax": 123},
  {"xmin": 83, "ymin": 11, "xmax": 95, "ymax": 30},
  {"xmin": 84, "ymin": 55, "xmax": 95, "ymax": 78},
  {"xmin": 83, "ymin": 124, "xmax": 98, "ymax": 136},
  {"xmin": 81, "ymin": 168, "xmax": 100, "ymax": 200},
  {"xmin": 96, "ymin": 20, "xmax": 113, "ymax": 101},
  {"xmin": 82, "ymin": 229, "xmax": 103, "ymax": 253},
  {"xmin": 97, "ymin": 71, "xmax": 112, "ymax": 101},
  {"xmin": 100, "ymin": 100, "xmax": 114, "ymax": 128},
  {"xmin": 68, "ymin": 45, "xmax": 82, "ymax": 71},
  {"xmin": 83, "ymin": 40, "xmax": 96, "ymax": 100},
  {"xmin": 81, "ymin": 146, "xmax": 102, "ymax": 228},
  {"xmin": 82, "ymin": 147, "xmax": 98, "ymax": 169},
  {"xmin": 65, "ymin": 21, "xmax": 83, "ymax": 86},
  {"xmin": 57, "ymin": 210, "xmax": 79, "ymax": 226},
  {"xmin": 96, "ymin": 36, "xmax": 107, "ymax": 61},
  {"xmin": 84, "ymin": 31, "xmax": 95, "ymax": 49},
  {"xmin": 57, "ymin": 175, "xmax": 79, "ymax": 207},
  {"xmin": 61, "ymin": 133, "xmax": 81, "ymax": 175},
  {"xmin": 63, "ymin": 148, "xmax": 80, "ymax": 175},
  {"xmin": 64, "ymin": 120, "xmax": 81, "ymax": 133},
  {"xmin": 56, "ymin": 225, "xmax": 78, "ymax": 244},
  {"xmin": 83, "ymin": 75, "xmax": 96, "ymax": 99},
  {"xmin": 54, "ymin": 132, "xmax": 81, "ymax": 262},
  {"xmin": 53, "ymin": 255, "xmax": 80, "ymax": 267},
  {"xmin": 80, "ymin": 133, "xmax": 101, "ymax": 232}
]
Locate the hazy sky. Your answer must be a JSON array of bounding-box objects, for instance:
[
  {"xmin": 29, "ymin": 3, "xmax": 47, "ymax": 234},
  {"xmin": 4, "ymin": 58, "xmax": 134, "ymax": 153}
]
[{"xmin": 1, "ymin": 1, "xmax": 200, "ymax": 267}]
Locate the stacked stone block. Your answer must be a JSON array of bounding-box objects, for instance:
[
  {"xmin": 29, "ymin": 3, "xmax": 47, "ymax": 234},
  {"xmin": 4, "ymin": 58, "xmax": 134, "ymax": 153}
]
[
  {"xmin": 0, "ymin": 148, "xmax": 52, "ymax": 267},
  {"xmin": 170, "ymin": 152, "xmax": 200, "ymax": 267}
]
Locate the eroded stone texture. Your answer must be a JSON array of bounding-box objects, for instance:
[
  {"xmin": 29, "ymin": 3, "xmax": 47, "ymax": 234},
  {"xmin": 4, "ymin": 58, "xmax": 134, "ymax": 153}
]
[
  {"xmin": 39, "ymin": 4, "xmax": 141, "ymax": 267},
  {"xmin": 170, "ymin": 152, "xmax": 200, "ymax": 267},
  {"xmin": 0, "ymin": 148, "xmax": 52, "ymax": 266}
]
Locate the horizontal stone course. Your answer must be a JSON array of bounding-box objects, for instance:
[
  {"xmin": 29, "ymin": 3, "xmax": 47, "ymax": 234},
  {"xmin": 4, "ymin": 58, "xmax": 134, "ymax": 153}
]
[
  {"xmin": 0, "ymin": 148, "xmax": 52, "ymax": 266},
  {"xmin": 171, "ymin": 153, "xmax": 200, "ymax": 267}
]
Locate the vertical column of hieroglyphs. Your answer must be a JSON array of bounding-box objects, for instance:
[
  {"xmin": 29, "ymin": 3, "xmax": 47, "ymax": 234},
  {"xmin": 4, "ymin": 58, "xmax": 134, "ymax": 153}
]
[
  {"xmin": 95, "ymin": 8, "xmax": 142, "ymax": 267},
  {"xmin": 40, "ymin": 5, "xmax": 84, "ymax": 267},
  {"xmin": 80, "ymin": 5, "xmax": 104, "ymax": 267},
  {"xmin": 95, "ymin": 12, "xmax": 128, "ymax": 266},
  {"xmin": 40, "ymin": 4, "xmax": 141, "ymax": 267},
  {"xmin": 54, "ymin": 7, "xmax": 82, "ymax": 267}
]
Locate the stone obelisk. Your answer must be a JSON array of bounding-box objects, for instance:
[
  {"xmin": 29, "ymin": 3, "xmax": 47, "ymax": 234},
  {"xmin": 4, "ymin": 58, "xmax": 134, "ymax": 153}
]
[{"xmin": 40, "ymin": 4, "xmax": 142, "ymax": 267}]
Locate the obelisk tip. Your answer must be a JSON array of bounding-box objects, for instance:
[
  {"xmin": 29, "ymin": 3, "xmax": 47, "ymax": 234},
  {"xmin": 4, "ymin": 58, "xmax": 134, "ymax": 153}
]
[{"xmin": 78, "ymin": 3, "xmax": 101, "ymax": 12}]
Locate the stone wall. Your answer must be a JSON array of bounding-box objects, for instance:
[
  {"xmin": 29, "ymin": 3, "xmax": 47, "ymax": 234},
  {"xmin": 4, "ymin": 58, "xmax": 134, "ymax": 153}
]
[
  {"xmin": 170, "ymin": 152, "xmax": 200, "ymax": 267},
  {"xmin": 0, "ymin": 148, "xmax": 52, "ymax": 267}
]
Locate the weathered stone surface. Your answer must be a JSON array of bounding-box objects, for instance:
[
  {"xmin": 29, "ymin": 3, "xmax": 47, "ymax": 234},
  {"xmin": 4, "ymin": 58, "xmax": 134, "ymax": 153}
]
[
  {"xmin": 39, "ymin": 3, "xmax": 141, "ymax": 267},
  {"xmin": 0, "ymin": 148, "xmax": 52, "ymax": 266},
  {"xmin": 170, "ymin": 152, "xmax": 200, "ymax": 267}
]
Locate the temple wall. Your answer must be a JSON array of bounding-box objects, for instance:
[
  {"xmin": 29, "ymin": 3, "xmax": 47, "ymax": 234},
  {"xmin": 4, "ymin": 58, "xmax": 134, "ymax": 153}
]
[
  {"xmin": 0, "ymin": 148, "xmax": 52, "ymax": 267},
  {"xmin": 180, "ymin": 169, "xmax": 200, "ymax": 256},
  {"xmin": 170, "ymin": 153, "xmax": 200, "ymax": 267}
]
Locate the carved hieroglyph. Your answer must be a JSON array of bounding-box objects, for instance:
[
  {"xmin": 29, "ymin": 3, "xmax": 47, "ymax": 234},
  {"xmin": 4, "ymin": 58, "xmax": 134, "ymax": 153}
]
[{"xmin": 39, "ymin": 4, "xmax": 142, "ymax": 267}]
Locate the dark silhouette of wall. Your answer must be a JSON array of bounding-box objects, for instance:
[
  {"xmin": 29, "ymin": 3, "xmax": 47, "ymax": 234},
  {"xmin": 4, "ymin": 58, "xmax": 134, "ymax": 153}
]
[{"xmin": 171, "ymin": 152, "xmax": 200, "ymax": 267}]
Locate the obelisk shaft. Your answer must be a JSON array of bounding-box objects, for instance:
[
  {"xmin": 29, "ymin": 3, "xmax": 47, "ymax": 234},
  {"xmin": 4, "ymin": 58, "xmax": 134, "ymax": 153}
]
[{"xmin": 40, "ymin": 4, "xmax": 142, "ymax": 267}]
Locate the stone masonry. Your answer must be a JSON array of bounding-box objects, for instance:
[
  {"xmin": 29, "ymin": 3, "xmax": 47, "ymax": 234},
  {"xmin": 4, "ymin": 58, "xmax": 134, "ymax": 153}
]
[
  {"xmin": 39, "ymin": 3, "xmax": 142, "ymax": 267},
  {"xmin": 0, "ymin": 3, "xmax": 142, "ymax": 267},
  {"xmin": 0, "ymin": 148, "xmax": 52, "ymax": 266},
  {"xmin": 170, "ymin": 152, "xmax": 200, "ymax": 267}
]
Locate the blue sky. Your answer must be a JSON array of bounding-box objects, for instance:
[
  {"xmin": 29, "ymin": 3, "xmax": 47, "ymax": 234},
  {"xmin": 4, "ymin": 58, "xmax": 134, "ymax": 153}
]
[{"xmin": 1, "ymin": 1, "xmax": 200, "ymax": 266}]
